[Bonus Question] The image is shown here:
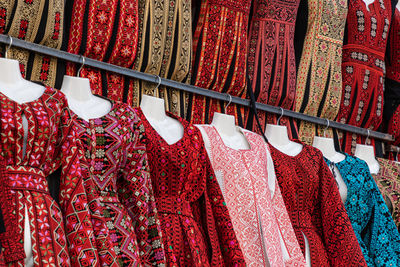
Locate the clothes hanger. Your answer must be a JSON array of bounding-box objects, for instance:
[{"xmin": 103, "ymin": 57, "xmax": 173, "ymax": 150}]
[
  {"xmin": 224, "ymin": 93, "xmax": 232, "ymax": 113},
  {"xmin": 276, "ymin": 107, "xmax": 284, "ymax": 125},
  {"xmin": 4, "ymin": 35, "xmax": 12, "ymax": 59},
  {"xmin": 77, "ymin": 55, "xmax": 85, "ymax": 77},
  {"xmin": 153, "ymin": 75, "xmax": 161, "ymax": 97}
]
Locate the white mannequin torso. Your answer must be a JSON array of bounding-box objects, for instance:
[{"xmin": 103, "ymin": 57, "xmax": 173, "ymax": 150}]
[
  {"xmin": 60, "ymin": 75, "xmax": 112, "ymax": 122},
  {"xmin": 0, "ymin": 57, "xmax": 46, "ymax": 267},
  {"xmin": 312, "ymin": 136, "xmax": 348, "ymax": 203},
  {"xmin": 355, "ymin": 144, "xmax": 380, "ymax": 175},
  {"xmin": 140, "ymin": 94, "xmax": 183, "ymax": 145},
  {"xmin": 264, "ymin": 123, "xmax": 311, "ymax": 267},
  {"xmin": 264, "ymin": 124, "xmax": 303, "ymax": 156},
  {"xmin": 397, "ymin": 2, "xmax": 400, "ymax": 11},
  {"xmin": 210, "ymin": 112, "xmax": 250, "ymax": 150}
]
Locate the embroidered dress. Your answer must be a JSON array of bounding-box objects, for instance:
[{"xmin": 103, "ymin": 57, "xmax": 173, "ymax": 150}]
[
  {"xmin": 65, "ymin": 0, "xmax": 139, "ymax": 104},
  {"xmin": 131, "ymin": 0, "xmax": 192, "ymax": 117},
  {"xmin": 325, "ymin": 155, "xmax": 400, "ymax": 266},
  {"xmin": 294, "ymin": 0, "xmax": 347, "ymax": 144},
  {"xmin": 372, "ymin": 158, "xmax": 400, "ymax": 231},
  {"xmin": 385, "ymin": 8, "xmax": 400, "ymax": 149},
  {"xmin": 197, "ymin": 125, "xmax": 306, "ymax": 267},
  {"xmin": 0, "ymin": 0, "xmax": 64, "ymax": 87},
  {"xmin": 269, "ymin": 142, "xmax": 367, "ymax": 266},
  {"xmin": 132, "ymin": 108, "xmax": 245, "ymax": 266},
  {"xmin": 337, "ymin": 0, "xmax": 391, "ymax": 153},
  {"xmin": 188, "ymin": 0, "xmax": 251, "ymax": 126},
  {"xmin": 247, "ymin": 0, "xmax": 300, "ymax": 135},
  {"xmin": 0, "ymin": 86, "xmax": 100, "ymax": 266},
  {"xmin": 73, "ymin": 101, "xmax": 166, "ymax": 266}
]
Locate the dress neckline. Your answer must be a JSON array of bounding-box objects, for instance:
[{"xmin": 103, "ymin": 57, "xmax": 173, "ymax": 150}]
[
  {"xmin": 207, "ymin": 125, "xmax": 254, "ymax": 152},
  {"xmin": 137, "ymin": 107, "xmax": 187, "ymax": 146},
  {"xmin": 0, "ymin": 85, "xmax": 50, "ymax": 105},
  {"xmin": 268, "ymin": 139, "xmax": 308, "ymax": 159},
  {"xmin": 74, "ymin": 97, "xmax": 116, "ymax": 124}
]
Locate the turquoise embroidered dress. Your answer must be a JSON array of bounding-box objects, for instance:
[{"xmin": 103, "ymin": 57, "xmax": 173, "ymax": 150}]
[{"xmin": 324, "ymin": 154, "xmax": 400, "ymax": 266}]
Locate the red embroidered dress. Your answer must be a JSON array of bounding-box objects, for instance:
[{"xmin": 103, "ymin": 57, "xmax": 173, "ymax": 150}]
[
  {"xmin": 188, "ymin": 0, "xmax": 251, "ymax": 126},
  {"xmin": 337, "ymin": 0, "xmax": 391, "ymax": 153},
  {"xmin": 247, "ymin": 0, "xmax": 300, "ymax": 135},
  {"xmin": 65, "ymin": 0, "xmax": 139, "ymax": 104},
  {"xmin": 197, "ymin": 125, "xmax": 306, "ymax": 266},
  {"xmin": 133, "ymin": 108, "xmax": 246, "ymax": 266},
  {"xmin": 73, "ymin": 102, "xmax": 166, "ymax": 266},
  {"xmin": 0, "ymin": 87, "xmax": 101, "ymax": 266},
  {"xmin": 386, "ymin": 8, "xmax": 400, "ymax": 148},
  {"xmin": 269, "ymin": 142, "xmax": 367, "ymax": 266}
]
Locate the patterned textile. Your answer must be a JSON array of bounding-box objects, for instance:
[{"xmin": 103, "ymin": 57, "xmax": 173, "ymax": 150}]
[
  {"xmin": 188, "ymin": 0, "xmax": 251, "ymax": 126},
  {"xmin": 294, "ymin": 0, "xmax": 347, "ymax": 144},
  {"xmin": 197, "ymin": 125, "xmax": 306, "ymax": 266},
  {"xmin": 372, "ymin": 158, "xmax": 400, "ymax": 231},
  {"xmin": 0, "ymin": 86, "xmax": 101, "ymax": 266},
  {"xmin": 0, "ymin": 0, "xmax": 64, "ymax": 87},
  {"xmin": 131, "ymin": 108, "xmax": 246, "ymax": 266},
  {"xmin": 247, "ymin": 0, "xmax": 300, "ymax": 136},
  {"xmin": 337, "ymin": 0, "xmax": 391, "ymax": 153},
  {"xmin": 325, "ymin": 155, "xmax": 400, "ymax": 266},
  {"xmin": 386, "ymin": 8, "xmax": 400, "ymax": 148},
  {"xmin": 269, "ymin": 142, "xmax": 367, "ymax": 266},
  {"xmin": 132, "ymin": 0, "xmax": 192, "ymax": 117},
  {"xmin": 74, "ymin": 101, "xmax": 166, "ymax": 266},
  {"xmin": 65, "ymin": 0, "xmax": 139, "ymax": 104}
]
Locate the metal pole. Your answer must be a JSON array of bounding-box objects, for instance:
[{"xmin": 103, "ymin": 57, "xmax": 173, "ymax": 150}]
[{"xmin": 0, "ymin": 34, "xmax": 393, "ymax": 142}]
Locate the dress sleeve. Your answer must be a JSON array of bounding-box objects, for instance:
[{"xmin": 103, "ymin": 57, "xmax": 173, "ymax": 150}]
[
  {"xmin": 360, "ymin": 162, "xmax": 400, "ymax": 266},
  {"xmin": 117, "ymin": 115, "xmax": 166, "ymax": 266},
  {"xmin": 318, "ymin": 156, "xmax": 367, "ymax": 267},
  {"xmin": 54, "ymin": 108, "xmax": 102, "ymax": 266},
  {"xmin": 194, "ymin": 144, "xmax": 246, "ymax": 266}
]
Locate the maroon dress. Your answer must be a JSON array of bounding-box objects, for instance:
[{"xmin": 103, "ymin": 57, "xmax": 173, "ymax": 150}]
[
  {"xmin": 132, "ymin": 108, "xmax": 245, "ymax": 266},
  {"xmin": 337, "ymin": 0, "xmax": 392, "ymax": 153},
  {"xmin": 269, "ymin": 142, "xmax": 367, "ymax": 266}
]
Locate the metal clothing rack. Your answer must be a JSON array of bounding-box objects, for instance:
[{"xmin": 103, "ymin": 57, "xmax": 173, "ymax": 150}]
[{"xmin": 0, "ymin": 34, "xmax": 394, "ymax": 142}]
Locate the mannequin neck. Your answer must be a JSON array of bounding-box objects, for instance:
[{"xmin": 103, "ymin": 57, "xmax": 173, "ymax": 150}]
[
  {"xmin": 265, "ymin": 123, "xmax": 303, "ymax": 156},
  {"xmin": 140, "ymin": 94, "xmax": 167, "ymax": 121},
  {"xmin": 265, "ymin": 124, "xmax": 291, "ymax": 146},
  {"xmin": 313, "ymin": 136, "xmax": 345, "ymax": 163},
  {"xmin": 397, "ymin": 1, "xmax": 400, "ymax": 11},
  {"xmin": 60, "ymin": 75, "xmax": 93, "ymax": 102},
  {"xmin": 354, "ymin": 144, "xmax": 380, "ymax": 174},
  {"xmin": 0, "ymin": 58, "xmax": 24, "ymax": 85},
  {"xmin": 211, "ymin": 112, "xmax": 237, "ymax": 137}
]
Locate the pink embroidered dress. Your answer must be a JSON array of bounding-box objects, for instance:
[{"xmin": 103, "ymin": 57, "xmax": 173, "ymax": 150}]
[{"xmin": 196, "ymin": 125, "xmax": 306, "ymax": 267}]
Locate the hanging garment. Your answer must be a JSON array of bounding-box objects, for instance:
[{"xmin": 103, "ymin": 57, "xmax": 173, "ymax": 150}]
[
  {"xmin": 247, "ymin": 0, "xmax": 300, "ymax": 135},
  {"xmin": 65, "ymin": 0, "xmax": 139, "ymax": 104},
  {"xmin": 385, "ymin": 8, "xmax": 400, "ymax": 148},
  {"xmin": 372, "ymin": 158, "xmax": 400, "ymax": 231},
  {"xmin": 197, "ymin": 125, "xmax": 306, "ymax": 266},
  {"xmin": 131, "ymin": 0, "xmax": 192, "ymax": 117},
  {"xmin": 0, "ymin": 0, "xmax": 64, "ymax": 88},
  {"xmin": 324, "ymin": 155, "xmax": 400, "ymax": 266},
  {"xmin": 269, "ymin": 142, "xmax": 367, "ymax": 266},
  {"xmin": 337, "ymin": 0, "xmax": 391, "ymax": 153},
  {"xmin": 130, "ymin": 108, "xmax": 246, "ymax": 266},
  {"xmin": 73, "ymin": 101, "xmax": 166, "ymax": 266},
  {"xmin": 294, "ymin": 0, "xmax": 348, "ymax": 144},
  {"xmin": 0, "ymin": 86, "xmax": 101, "ymax": 266},
  {"xmin": 188, "ymin": 0, "xmax": 251, "ymax": 126}
]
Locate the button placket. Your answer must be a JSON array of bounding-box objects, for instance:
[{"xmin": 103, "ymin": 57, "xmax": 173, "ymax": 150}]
[{"xmin": 90, "ymin": 120, "xmax": 96, "ymax": 173}]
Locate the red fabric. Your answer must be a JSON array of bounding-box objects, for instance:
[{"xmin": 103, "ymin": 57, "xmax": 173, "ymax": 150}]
[
  {"xmin": 0, "ymin": 87, "xmax": 101, "ymax": 266},
  {"xmin": 66, "ymin": 0, "xmax": 138, "ymax": 104},
  {"xmin": 337, "ymin": 0, "xmax": 391, "ymax": 153},
  {"xmin": 386, "ymin": 8, "xmax": 400, "ymax": 83},
  {"xmin": 135, "ymin": 108, "xmax": 245, "ymax": 266},
  {"xmin": 74, "ymin": 102, "xmax": 166, "ymax": 266},
  {"xmin": 269, "ymin": 142, "xmax": 367, "ymax": 266},
  {"xmin": 247, "ymin": 0, "xmax": 299, "ymax": 135},
  {"xmin": 189, "ymin": 0, "xmax": 251, "ymax": 125}
]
